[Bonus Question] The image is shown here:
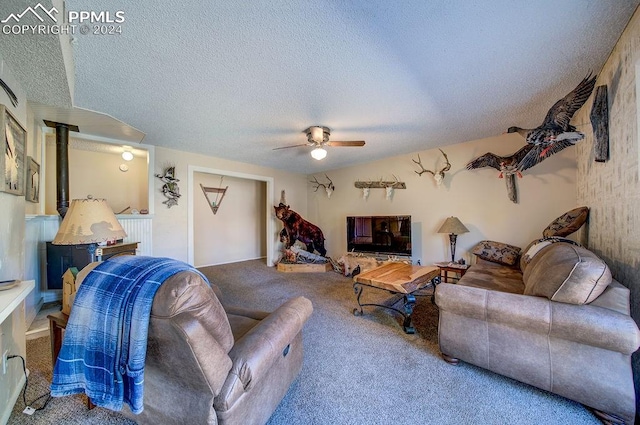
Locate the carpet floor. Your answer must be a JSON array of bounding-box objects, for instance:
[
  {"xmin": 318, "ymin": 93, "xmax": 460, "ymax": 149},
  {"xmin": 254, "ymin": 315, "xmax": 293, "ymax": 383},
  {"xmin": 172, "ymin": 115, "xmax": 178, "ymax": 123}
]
[{"xmin": 9, "ymin": 259, "xmax": 600, "ymax": 424}]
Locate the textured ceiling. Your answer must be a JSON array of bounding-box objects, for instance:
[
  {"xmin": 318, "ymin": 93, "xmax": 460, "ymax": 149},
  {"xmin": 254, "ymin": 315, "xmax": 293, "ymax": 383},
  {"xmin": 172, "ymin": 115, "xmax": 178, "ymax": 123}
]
[
  {"xmin": 5, "ymin": 1, "xmax": 640, "ymax": 174},
  {"xmin": 0, "ymin": 0, "xmax": 73, "ymax": 107}
]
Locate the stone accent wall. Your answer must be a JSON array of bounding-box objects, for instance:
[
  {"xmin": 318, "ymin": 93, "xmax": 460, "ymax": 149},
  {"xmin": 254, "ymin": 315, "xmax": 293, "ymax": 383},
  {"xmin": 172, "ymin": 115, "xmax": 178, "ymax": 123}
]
[{"xmin": 574, "ymin": 9, "xmax": 640, "ymax": 419}]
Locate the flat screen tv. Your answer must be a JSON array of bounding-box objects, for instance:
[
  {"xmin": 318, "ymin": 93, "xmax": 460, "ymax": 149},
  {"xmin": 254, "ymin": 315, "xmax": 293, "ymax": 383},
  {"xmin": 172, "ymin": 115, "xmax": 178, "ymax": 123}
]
[{"xmin": 346, "ymin": 215, "xmax": 411, "ymax": 257}]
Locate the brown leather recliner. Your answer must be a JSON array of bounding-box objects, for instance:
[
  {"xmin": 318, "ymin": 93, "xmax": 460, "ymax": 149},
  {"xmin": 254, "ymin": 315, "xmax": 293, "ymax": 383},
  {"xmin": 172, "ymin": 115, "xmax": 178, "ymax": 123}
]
[{"xmin": 113, "ymin": 269, "xmax": 313, "ymax": 425}]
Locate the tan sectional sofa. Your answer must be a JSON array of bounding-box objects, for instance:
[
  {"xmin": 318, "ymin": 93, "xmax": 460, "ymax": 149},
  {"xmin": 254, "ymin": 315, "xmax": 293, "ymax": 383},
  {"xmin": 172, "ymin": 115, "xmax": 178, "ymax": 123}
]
[{"xmin": 435, "ymin": 240, "xmax": 640, "ymax": 424}]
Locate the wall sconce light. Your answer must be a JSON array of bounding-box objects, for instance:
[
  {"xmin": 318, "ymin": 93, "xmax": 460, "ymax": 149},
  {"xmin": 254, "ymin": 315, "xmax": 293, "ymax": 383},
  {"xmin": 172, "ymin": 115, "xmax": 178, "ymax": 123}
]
[
  {"xmin": 122, "ymin": 148, "xmax": 134, "ymax": 161},
  {"xmin": 437, "ymin": 216, "xmax": 469, "ymax": 262},
  {"xmin": 311, "ymin": 147, "xmax": 327, "ymax": 160}
]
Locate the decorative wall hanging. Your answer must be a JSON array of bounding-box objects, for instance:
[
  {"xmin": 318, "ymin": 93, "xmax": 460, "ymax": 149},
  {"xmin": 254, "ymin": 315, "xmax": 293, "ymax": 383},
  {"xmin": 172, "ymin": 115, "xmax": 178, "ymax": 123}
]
[
  {"xmin": 412, "ymin": 149, "xmax": 451, "ymax": 186},
  {"xmin": 355, "ymin": 176, "xmax": 406, "ymax": 200},
  {"xmin": 1, "ymin": 105, "xmax": 26, "ymax": 196},
  {"xmin": 310, "ymin": 174, "xmax": 335, "ymax": 198},
  {"xmin": 155, "ymin": 165, "xmax": 180, "ymax": 208},
  {"xmin": 507, "ymin": 73, "xmax": 597, "ymax": 171},
  {"xmin": 466, "ymin": 144, "xmax": 533, "ymax": 203},
  {"xmin": 200, "ymin": 175, "xmax": 228, "ymax": 215},
  {"xmin": 26, "ymin": 156, "xmax": 40, "ymax": 203},
  {"xmin": 0, "ymin": 78, "xmax": 18, "ymax": 107},
  {"xmin": 590, "ymin": 84, "xmax": 609, "ymax": 162}
]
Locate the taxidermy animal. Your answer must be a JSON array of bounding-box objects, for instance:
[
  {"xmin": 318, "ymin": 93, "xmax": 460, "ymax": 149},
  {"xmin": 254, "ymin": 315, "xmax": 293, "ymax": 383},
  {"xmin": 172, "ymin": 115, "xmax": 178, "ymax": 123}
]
[
  {"xmin": 466, "ymin": 144, "xmax": 534, "ymax": 203},
  {"xmin": 275, "ymin": 203, "xmax": 327, "ymax": 256},
  {"xmin": 508, "ymin": 73, "xmax": 597, "ymax": 171},
  {"xmin": 310, "ymin": 174, "xmax": 335, "ymax": 198},
  {"xmin": 412, "ymin": 149, "xmax": 451, "ymax": 186},
  {"xmin": 466, "ymin": 144, "xmax": 533, "ymax": 178}
]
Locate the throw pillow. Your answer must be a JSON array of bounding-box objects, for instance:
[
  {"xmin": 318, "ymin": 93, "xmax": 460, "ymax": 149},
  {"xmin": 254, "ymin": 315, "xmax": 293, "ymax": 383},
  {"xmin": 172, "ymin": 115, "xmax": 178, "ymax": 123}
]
[
  {"xmin": 520, "ymin": 236, "xmax": 581, "ymax": 270},
  {"xmin": 542, "ymin": 206, "xmax": 589, "ymax": 238},
  {"xmin": 523, "ymin": 242, "xmax": 611, "ymax": 305},
  {"xmin": 471, "ymin": 240, "xmax": 521, "ymax": 266}
]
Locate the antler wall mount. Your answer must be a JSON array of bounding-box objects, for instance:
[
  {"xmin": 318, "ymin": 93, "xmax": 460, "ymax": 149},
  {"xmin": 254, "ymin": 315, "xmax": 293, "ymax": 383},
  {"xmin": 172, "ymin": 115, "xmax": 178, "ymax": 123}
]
[
  {"xmin": 354, "ymin": 176, "xmax": 406, "ymax": 201},
  {"xmin": 412, "ymin": 149, "xmax": 451, "ymax": 186},
  {"xmin": 310, "ymin": 174, "xmax": 335, "ymax": 198}
]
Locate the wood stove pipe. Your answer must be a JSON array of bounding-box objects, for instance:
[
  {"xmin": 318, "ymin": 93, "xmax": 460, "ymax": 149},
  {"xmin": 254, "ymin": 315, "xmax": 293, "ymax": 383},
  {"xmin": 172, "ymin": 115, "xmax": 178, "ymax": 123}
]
[{"xmin": 44, "ymin": 120, "xmax": 79, "ymax": 218}]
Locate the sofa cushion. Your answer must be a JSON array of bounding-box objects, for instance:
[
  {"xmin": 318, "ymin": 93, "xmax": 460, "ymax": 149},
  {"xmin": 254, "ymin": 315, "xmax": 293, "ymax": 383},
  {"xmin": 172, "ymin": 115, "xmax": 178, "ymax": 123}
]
[
  {"xmin": 542, "ymin": 206, "xmax": 589, "ymax": 238},
  {"xmin": 471, "ymin": 240, "xmax": 521, "ymax": 266},
  {"xmin": 458, "ymin": 259, "xmax": 525, "ymax": 294},
  {"xmin": 519, "ymin": 237, "xmax": 581, "ymax": 273},
  {"xmin": 523, "ymin": 242, "xmax": 611, "ymax": 304}
]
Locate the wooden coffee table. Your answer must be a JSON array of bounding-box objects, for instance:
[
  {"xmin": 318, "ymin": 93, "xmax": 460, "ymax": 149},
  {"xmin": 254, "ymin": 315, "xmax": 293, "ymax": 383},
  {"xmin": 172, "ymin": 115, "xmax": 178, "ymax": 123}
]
[{"xmin": 353, "ymin": 263, "xmax": 440, "ymax": 334}]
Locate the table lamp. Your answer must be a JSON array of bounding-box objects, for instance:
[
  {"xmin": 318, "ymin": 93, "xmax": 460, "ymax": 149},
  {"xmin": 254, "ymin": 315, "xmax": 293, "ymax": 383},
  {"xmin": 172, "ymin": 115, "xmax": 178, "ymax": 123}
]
[
  {"xmin": 437, "ymin": 216, "xmax": 469, "ymax": 262},
  {"xmin": 52, "ymin": 198, "xmax": 127, "ymax": 262}
]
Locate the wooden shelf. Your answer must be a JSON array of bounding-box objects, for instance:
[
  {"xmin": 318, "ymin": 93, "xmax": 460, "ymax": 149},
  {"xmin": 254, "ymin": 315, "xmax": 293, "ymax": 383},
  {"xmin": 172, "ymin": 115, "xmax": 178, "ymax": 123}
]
[{"xmin": 200, "ymin": 184, "xmax": 228, "ymax": 215}]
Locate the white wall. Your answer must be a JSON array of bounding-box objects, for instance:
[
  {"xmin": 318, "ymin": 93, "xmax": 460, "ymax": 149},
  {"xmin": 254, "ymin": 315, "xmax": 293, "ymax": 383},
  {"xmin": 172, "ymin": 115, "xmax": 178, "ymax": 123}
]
[
  {"xmin": 194, "ymin": 172, "xmax": 266, "ymax": 266},
  {"xmin": 0, "ymin": 53, "xmax": 27, "ymax": 283},
  {"xmin": 307, "ymin": 133, "xmax": 577, "ymax": 265},
  {"xmin": 44, "ymin": 140, "xmax": 148, "ymax": 215},
  {"xmin": 153, "ymin": 146, "xmax": 307, "ymax": 264},
  {"xmin": 0, "ymin": 54, "xmax": 32, "ymax": 425}
]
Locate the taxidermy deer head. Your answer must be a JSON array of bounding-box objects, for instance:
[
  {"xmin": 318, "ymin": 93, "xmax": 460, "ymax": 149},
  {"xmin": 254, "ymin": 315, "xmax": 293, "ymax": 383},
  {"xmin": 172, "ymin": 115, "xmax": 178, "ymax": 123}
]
[
  {"xmin": 362, "ymin": 187, "xmax": 370, "ymax": 200},
  {"xmin": 385, "ymin": 175, "xmax": 401, "ymax": 200},
  {"xmin": 412, "ymin": 149, "xmax": 451, "ymax": 186},
  {"xmin": 310, "ymin": 174, "xmax": 335, "ymax": 198}
]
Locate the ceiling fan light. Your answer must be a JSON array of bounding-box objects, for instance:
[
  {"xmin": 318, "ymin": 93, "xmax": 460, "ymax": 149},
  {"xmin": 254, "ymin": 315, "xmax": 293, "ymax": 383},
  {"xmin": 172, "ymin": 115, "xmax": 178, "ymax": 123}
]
[{"xmin": 311, "ymin": 147, "xmax": 327, "ymax": 160}]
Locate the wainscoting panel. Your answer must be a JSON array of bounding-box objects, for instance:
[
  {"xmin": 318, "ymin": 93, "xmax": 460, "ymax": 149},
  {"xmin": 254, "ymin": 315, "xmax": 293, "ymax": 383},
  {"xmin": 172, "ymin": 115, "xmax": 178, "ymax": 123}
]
[{"xmin": 118, "ymin": 216, "xmax": 153, "ymax": 256}]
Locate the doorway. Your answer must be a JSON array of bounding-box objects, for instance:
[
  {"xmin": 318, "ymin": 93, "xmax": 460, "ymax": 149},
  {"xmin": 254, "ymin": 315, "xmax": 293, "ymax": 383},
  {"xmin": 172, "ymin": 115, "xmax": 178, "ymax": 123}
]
[{"xmin": 188, "ymin": 166, "xmax": 274, "ymax": 266}]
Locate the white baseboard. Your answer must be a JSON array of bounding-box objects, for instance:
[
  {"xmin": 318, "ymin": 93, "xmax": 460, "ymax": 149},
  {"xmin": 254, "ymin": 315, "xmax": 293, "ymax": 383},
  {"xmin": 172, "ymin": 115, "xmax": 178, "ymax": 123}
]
[{"xmin": 196, "ymin": 256, "xmax": 267, "ymax": 269}]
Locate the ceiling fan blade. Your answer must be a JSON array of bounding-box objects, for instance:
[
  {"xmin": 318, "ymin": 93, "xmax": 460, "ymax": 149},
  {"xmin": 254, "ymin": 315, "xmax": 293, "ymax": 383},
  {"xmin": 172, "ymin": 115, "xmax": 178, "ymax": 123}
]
[
  {"xmin": 327, "ymin": 140, "xmax": 366, "ymax": 147},
  {"xmin": 272, "ymin": 143, "xmax": 311, "ymax": 150}
]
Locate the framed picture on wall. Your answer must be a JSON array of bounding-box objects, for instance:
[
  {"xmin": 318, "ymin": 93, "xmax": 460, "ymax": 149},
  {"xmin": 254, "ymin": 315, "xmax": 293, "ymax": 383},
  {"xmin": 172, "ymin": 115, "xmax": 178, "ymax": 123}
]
[
  {"xmin": 0, "ymin": 104, "xmax": 26, "ymax": 196},
  {"xmin": 26, "ymin": 156, "xmax": 40, "ymax": 203}
]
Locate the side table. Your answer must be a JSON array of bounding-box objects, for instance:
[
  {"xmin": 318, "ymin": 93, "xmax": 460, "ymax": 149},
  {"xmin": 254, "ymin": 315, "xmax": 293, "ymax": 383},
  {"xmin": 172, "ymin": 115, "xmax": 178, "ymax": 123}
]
[
  {"xmin": 435, "ymin": 262, "xmax": 470, "ymax": 283},
  {"xmin": 95, "ymin": 242, "xmax": 139, "ymax": 261},
  {"xmin": 48, "ymin": 311, "xmax": 95, "ymax": 409}
]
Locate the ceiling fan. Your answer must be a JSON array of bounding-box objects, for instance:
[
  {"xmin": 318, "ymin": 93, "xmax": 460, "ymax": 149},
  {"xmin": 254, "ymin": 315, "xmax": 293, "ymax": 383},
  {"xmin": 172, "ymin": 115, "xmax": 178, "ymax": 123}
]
[{"xmin": 273, "ymin": 126, "xmax": 365, "ymax": 160}]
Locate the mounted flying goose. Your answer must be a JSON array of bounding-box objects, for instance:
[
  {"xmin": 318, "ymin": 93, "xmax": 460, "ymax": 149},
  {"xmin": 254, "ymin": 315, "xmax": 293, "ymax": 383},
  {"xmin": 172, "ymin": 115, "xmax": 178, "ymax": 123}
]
[
  {"xmin": 508, "ymin": 73, "xmax": 597, "ymax": 171},
  {"xmin": 466, "ymin": 144, "xmax": 534, "ymax": 203}
]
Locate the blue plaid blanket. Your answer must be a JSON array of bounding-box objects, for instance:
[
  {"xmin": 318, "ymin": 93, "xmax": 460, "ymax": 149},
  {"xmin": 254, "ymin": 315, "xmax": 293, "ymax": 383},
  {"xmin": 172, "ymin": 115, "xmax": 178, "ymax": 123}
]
[{"xmin": 50, "ymin": 256, "xmax": 208, "ymax": 413}]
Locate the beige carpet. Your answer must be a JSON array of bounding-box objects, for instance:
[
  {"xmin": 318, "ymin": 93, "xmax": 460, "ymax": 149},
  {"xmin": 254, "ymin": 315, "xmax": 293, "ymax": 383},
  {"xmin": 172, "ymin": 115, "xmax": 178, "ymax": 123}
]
[
  {"xmin": 8, "ymin": 259, "xmax": 600, "ymax": 424},
  {"xmin": 8, "ymin": 336, "xmax": 135, "ymax": 425}
]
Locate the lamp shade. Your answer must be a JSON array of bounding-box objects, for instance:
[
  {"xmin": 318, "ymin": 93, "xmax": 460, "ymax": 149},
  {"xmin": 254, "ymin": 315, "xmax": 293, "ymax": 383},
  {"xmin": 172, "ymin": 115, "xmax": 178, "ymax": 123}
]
[
  {"xmin": 437, "ymin": 216, "xmax": 469, "ymax": 235},
  {"xmin": 52, "ymin": 198, "xmax": 127, "ymax": 245}
]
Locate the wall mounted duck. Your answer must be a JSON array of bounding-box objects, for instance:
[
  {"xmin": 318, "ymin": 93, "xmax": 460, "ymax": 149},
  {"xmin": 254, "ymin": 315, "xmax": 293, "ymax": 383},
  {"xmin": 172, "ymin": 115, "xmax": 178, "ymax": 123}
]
[
  {"xmin": 508, "ymin": 73, "xmax": 597, "ymax": 171},
  {"xmin": 466, "ymin": 144, "xmax": 534, "ymax": 203}
]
